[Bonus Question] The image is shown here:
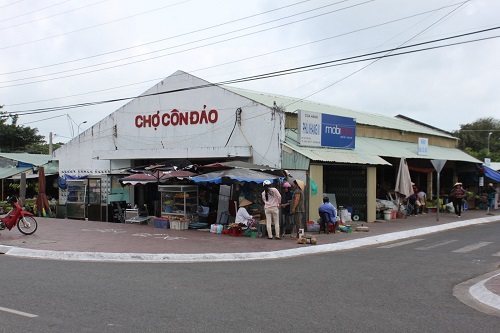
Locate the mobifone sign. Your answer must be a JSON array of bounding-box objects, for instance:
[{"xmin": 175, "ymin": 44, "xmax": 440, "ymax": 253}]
[{"xmin": 298, "ymin": 110, "xmax": 356, "ymax": 148}]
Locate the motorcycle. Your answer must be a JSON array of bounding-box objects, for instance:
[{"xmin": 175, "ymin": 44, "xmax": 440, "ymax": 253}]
[{"xmin": 0, "ymin": 196, "xmax": 38, "ymax": 235}]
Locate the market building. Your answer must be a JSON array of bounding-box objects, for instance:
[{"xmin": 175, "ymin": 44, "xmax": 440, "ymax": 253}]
[{"xmin": 53, "ymin": 70, "xmax": 482, "ymax": 224}]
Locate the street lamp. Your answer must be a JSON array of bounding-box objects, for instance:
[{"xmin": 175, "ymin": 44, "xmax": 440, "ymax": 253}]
[
  {"xmin": 77, "ymin": 121, "xmax": 87, "ymax": 136},
  {"xmin": 487, "ymin": 132, "xmax": 493, "ymax": 155}
]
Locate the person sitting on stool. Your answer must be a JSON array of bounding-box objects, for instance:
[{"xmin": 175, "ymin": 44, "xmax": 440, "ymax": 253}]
[{"xmin": 318, "ymin": 196, "xmax": 337, "ymax": 233}]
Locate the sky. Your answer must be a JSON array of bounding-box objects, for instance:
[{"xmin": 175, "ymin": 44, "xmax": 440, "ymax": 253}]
[{"xmin": 0, "ymin": 0, "xmax": 499, "ymax": 144}]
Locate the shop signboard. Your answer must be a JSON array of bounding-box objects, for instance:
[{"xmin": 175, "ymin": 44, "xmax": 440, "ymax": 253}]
[
  {"xmin": 418, "ymin": 137, "xmax": 428, "ymax": 155},
  {"xmin": 298, "ymin": 110, "xmax": 356, "ymax": 148}
]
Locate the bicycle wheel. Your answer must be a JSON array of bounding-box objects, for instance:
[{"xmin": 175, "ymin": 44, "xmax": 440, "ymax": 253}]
[
  {"xmin": 406, "ymin": 203, "xmax": 414, "ymax": 216},
  {"xmin": 17, "ymin": 216, "xmax": 38, "ymax": 235}
]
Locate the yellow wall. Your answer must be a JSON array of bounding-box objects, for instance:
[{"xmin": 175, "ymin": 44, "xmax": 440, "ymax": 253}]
[
  {"xmin": 367, "ymin": 167, "xmax": 377, "ymax": 222},
  {"xmin": 309, "ymin": 164, "xmax": 323, "ymax": 222}
]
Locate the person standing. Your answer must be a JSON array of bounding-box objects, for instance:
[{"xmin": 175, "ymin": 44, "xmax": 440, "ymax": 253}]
[
  {"xmin": 486, "ymin": 183, "xmax": 497, "ymax": 215},
  {"xmin": 318, "ymin": 196, "xmax": 337, "ymax": 233},
  {"xmin": 262, "ymin": 180, "xmax": 282, "ymax": 239},
  {"xmin": 280, "ymin": 182, "xmax": 293, "ymax": 238},
  {"xmin": 450, "ymin": 182, "xmax": 466, "ymax": 217},
  {"xmin": 409, "ymin": 183, "xmax": 418, "ymax": 216},
  {"xmin": 290, "ymin": 179, "xmax": 305, "ymax": 238},
  {"xmin": 417, "ymin": 190, "xmax": 427, "ymax": 214}
]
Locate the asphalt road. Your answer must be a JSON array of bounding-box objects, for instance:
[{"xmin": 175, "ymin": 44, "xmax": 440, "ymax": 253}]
[{"xmin": 1, "ymin": 223, "xmax": 500, "ymax": 333}]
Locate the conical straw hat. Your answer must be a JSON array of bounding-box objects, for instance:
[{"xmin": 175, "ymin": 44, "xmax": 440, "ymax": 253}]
[
  {"xmin": 295, "ymin": 179, "xmax": 305, "ymax": 191},
  {"xmin": 239, "ymin": 198, "xmax": 252, "ymax": 207}
]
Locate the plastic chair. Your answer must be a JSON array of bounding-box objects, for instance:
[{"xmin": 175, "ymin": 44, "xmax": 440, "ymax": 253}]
[{"xmin": 218, "ymin": 211, "xmax": 229, "ymax": 225}]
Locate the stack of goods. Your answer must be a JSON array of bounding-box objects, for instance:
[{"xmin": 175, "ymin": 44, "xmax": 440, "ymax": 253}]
[{"xmin": 170, "ymin": 217, "xmax": 190, "ymax": 230}]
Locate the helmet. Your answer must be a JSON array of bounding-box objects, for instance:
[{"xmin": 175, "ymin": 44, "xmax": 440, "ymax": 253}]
[
  {"xmin": 282, "ymin": 182, "xmax": 291, "ymax": 188},
  {"xmin": 263, "ymin": 180, "xmax": 272, "ymax": 186}
]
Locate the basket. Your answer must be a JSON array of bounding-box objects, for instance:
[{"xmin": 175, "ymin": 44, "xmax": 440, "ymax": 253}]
[
  {"xmin": 170, "ymin": 220, "xmax": 189, "ymax": 230},
  {"xmin": 154, "ymin": 218, "xmax": 169, "ymax": 229}
]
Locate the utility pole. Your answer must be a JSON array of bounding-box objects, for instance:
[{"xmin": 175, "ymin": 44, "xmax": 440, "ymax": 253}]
[{"xmin": 49, "ymin": 132, "xmax": 53, "ymax": 156}]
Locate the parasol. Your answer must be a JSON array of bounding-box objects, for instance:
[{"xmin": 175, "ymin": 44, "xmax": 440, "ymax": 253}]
[{"xmin": 395, "ymin": 157, "xmax": 413, "ymax": 198}]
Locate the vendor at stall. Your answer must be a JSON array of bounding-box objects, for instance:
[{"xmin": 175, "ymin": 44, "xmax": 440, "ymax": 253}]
[{"xmin": 235, "ymin": 198, "xmax": 260, "ymax": 227}]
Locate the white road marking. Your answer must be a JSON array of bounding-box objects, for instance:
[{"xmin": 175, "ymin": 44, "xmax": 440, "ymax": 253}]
[
  {"xmin": 0, "ymin": 306, "xmax": 38, "ymax": 318},
  {"xmin": 452, "ymin": 242, "xmax": 493, "ymax": 253},
  {"xmin": 415, "ymin": 240, "xmax": 458, "ymax": 250},
  {"xmin": 378, "ymin": 239, "xmax": 425, "ymax": 248}
]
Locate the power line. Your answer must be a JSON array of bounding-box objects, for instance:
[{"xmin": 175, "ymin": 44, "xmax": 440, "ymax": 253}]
[
  {"xmin": 0, "ymin": 0, "xmax": 25, "ymax": 10},
  {"xmin": 3, "ymin": 2, "xmax": 469, "ymax": 107},
  {"xmin": 0, "ymin": 0, "xmax": 311, "ymax": 69},
  {"xmin": 286, "ymin": 0, "xmax": 471, "ymax": 106},
  {"xmin": 3, "ymin": 28, "xmax": 499, "ymax": 117},
  {"xmin": 0, "ymin": 0, "xmax": 71, "ymax": 23},
  {"xmin": 0, "ymin": 0, "xmax": 365, "ymax": 85}
]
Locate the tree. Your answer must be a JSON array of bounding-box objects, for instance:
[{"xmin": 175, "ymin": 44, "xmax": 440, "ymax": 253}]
[
  {"xmin": 452, "ymin": 117, "xmax": 500, "ymax": 162},
  {"xmin": 0, "ymin": 108, "xmax": 46, "ymax": 153}
]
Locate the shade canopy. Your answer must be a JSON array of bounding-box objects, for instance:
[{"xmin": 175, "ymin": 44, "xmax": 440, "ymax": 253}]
[
  {"xmin": 190, "ymin": 168, "xmax": 282, "ymax": 184},
  {"xmin": 481, "ymin": 164, "xmax": 500, "ymax": 182},
  {"xmin": 120, "ymin": 170, "xmax": 197, "ymax": 185}
]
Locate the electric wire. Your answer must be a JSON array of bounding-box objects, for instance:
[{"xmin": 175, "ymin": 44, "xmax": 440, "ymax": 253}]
[
  {"xmin": 5, "ymin": 2, "xmax": 466, "ymax": 106},
  {"xmin": 3, "ymin": 26, "xmax": 499, "ymax": 117},
  {"xmin": 0, "ymin": 0, "xmax": 71, "ymax": 23},
  {"xmin": 0, "ymin": 0, "xmax": 25, "ymax": 9},
  {"xmin": 286, "ymin": 0, "xmax": 471, "ymax": 108},
  {"xmin": 0, "ymin": 0, "xmax": 311, "ymax": 69},
  {"xmin": 0, "ymin": 0, "xmax": 370, "ymax": 85}
]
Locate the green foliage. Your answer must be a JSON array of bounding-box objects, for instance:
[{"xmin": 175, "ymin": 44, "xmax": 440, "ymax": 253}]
[
  {"xmin": 0, "ymin": 110, "xmax": 45, "ymax": 153},
  {"xmin": 452, "ymin": 117, "xmax": 500, "ymax": 162}
]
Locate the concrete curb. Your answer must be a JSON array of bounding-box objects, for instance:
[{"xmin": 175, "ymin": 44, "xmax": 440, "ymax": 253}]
[
  {"xmin": 2, "ymin": 215, "xmax": 498, "ymax": 263},
  {"xmin": 469, "ymin": 272, "xmax": 500, "ymax": 311}
]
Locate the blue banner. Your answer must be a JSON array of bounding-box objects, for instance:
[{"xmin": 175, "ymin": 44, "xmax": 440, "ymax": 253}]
[{"xmin": 320, "ymin": 114, "xmax": 356, "ymax": 149}]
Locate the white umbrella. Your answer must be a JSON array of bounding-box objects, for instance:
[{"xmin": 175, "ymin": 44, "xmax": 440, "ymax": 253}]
[{"xmin": 395, "ymin": 157, "xmax": 413, "ymax": 198}]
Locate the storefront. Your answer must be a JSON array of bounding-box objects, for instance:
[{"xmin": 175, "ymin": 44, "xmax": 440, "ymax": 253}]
[{"xmin": 53, "ymin": 70, "xmax": 482, "ymax": 223}]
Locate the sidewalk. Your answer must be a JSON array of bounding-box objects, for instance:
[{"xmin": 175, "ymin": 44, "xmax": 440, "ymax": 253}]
[{"xmin": 1, "ymin": 209, "xmax": 500, "ymax": 312}]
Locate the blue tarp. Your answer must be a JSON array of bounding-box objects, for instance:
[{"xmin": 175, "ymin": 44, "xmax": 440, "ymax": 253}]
[{"xmin": 482, "ymin": 164, "xmax": 500, "ymax": 182}]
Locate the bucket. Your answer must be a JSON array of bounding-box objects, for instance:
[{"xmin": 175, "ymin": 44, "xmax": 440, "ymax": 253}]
[
  {"xmin": 384, "ymin": 210, "xmax": 391, "ymax": 220},
  {"xmin": 165, "ymin": 205, "xmax": 173, "ymax": 213}
]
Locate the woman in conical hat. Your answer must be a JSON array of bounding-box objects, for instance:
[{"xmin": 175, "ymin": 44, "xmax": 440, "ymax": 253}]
[{"xmin": 235, "ymin": 198, "xmax": 259, "ymax": 227}]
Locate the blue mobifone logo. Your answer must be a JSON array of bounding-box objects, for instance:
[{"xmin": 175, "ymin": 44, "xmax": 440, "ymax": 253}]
[{"xmin": 321, "ymin": 114, "xmax": 356, "ymax": 149}]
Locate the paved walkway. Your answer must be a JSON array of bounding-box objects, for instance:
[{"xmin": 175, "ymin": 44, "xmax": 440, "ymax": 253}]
[{"xmin": 1, "ymin": 209, "xmax": 500, "ymax": 313}]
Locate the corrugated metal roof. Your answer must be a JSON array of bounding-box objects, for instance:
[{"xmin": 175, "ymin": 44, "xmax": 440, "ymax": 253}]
[
  {"xmin": 0, "ymin": 153, "xmax": 52, "ymax": 166},
  {"xmin": 284, "ymin": 130, "xmax": 480, "ymax": 164},
  {"xmin": 0, "ymin": 167, "xmax": 31, "ymax": 179},
  {"xmin": 357, "ymin": 137, "xmax": 480, "ymax": 162},
  {"xmin": 284, "ymin": 142, "xmax": 391, "ymax": 166},
  {"xmin": 284, "ymin": 131, "xmax": 391, "ymax": 166},
  {"xmin": 488, "ymin": 162, "xmax": 500, "ymax": 171},
  {"xmin": 225, "ymin": 86, "xmax": 456, "ymax": 140}
]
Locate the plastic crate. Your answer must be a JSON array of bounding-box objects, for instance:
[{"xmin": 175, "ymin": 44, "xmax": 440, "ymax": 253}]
[
  {"xmin": 306, "ymin": 223, "xmax": 320, "ymax": 232},
  {"xmin": 154, "ymin": 218, "xmax": 169, "ymax": 229},
  {"xmin": 170, "ymin": 221, "xmax": 189, "ymax": 230}
]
